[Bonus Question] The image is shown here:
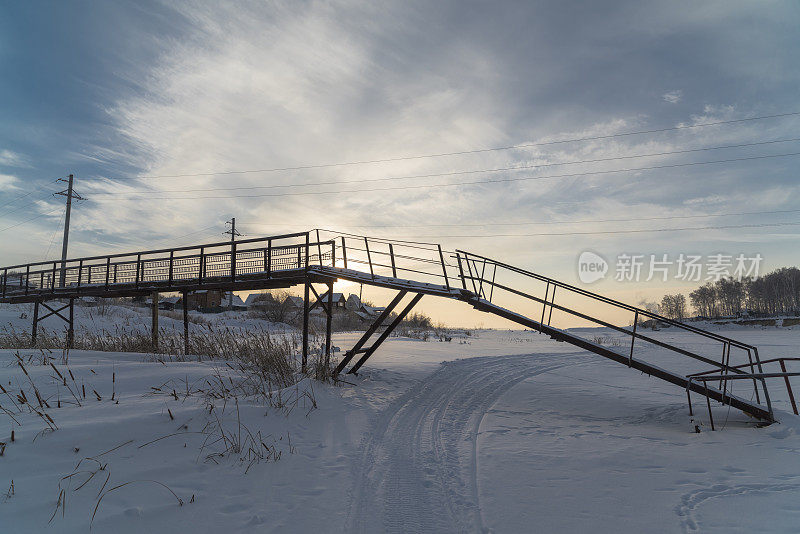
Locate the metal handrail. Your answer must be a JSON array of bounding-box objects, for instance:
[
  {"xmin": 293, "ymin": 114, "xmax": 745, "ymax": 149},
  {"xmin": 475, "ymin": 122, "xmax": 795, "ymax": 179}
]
[
  {"xmin": 456, "ymin": 249, "xmax": 758, "ymax": 351},
  {"xmin": 454, "ymin": 249, "xmax": 772, "ymax": 412},
  {"xmin": 0, "ymin": 231, "xmax": 311, "ymax": 271},
  {"xmin": 0, "ymin": 233, "xmax": 341, "ymax": 297}
]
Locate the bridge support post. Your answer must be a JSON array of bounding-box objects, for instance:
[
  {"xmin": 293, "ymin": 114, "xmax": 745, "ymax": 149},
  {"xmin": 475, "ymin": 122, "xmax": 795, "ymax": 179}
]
[
  {"xmin": 31, "ymin": 300, "xmax": 39, "ymax": 346},
  {"xmin": 182, "ymin": 290, "xmax": 189, "ymax": 356},
  {"xmin": 302, "ymin": 280, "xmax": 310, "ymax": 373},
  {"xmin": 28, "ymin": 299, "xmax": 74, "ymax": 348},
  {"xmin": 67, "ymin": 298, "xmax": 74, "ymax": 349},
  {"xmin": 151, "ymin": 291, "xmax": 159, "ymax": 351},
  {"xmin": 325, "ymin": 279, "xmax": 333, "ymax": 368}
]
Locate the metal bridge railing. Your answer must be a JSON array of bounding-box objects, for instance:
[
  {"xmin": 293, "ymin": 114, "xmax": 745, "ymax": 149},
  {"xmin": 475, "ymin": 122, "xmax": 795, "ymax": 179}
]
[
  {"xmin": 1, "ymin": 231, "xmax": 337, "ymax": 298},
  {"xmin": 454, "ymin": 249, "xmax": 772, "ymax": 414},
  {"xmin": 315, "ymin": 229, "xmax": 459, "ymax": 290}
]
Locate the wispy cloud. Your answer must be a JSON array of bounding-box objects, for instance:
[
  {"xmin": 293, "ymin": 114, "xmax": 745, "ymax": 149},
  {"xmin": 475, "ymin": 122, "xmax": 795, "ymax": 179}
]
[
  {"xmin": 662, "ymin": 90, "xmax": 682, "ymax": 104},
  {"xmin": 0, "ymin": 149, "xmax": 26, "ymax": 167},
  {"xmin": 0, "ymin": 173, "xmax": 20, "ymax": 190}
]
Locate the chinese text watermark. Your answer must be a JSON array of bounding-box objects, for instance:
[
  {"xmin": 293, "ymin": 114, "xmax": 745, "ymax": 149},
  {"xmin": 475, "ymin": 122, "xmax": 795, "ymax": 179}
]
[{"xmin": 578, "ymin": 252, "xmax": 762, "ymax": 284}]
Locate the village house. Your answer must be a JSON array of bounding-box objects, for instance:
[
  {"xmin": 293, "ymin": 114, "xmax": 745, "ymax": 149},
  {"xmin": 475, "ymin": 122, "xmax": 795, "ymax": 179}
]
[
  {"xmin": 244, "ymin": 292, "xmax": 276, "ymax": 311},
  {"xmin": 181, "ymin": 290, "xmax": 225, "ymax": 311},
  {"xmin": 314, "ymin": 292, "xmax": 346, "ymax": 309}
]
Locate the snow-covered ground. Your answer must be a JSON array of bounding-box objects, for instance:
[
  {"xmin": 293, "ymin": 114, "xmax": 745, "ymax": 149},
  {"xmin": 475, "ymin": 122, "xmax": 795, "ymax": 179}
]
[{"xmin": 1, "ymin": 304, "xmax": 799, "ymax": 533}]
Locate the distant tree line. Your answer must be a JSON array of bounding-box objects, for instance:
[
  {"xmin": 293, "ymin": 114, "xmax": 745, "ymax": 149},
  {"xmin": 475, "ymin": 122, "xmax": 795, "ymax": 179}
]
[
  {"xmin": 657, "ymin": 267, "xmax": 800, "ymax": 320},
  {"xmin": 660, "ymin": 294, "xmax": 687, "ymax": 321}
]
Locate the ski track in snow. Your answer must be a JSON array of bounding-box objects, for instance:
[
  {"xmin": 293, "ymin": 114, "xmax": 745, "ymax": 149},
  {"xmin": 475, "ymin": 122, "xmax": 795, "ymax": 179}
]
[
  {"xmin": 675, "ymin": 482, "xmax": 800, "ymax": 533},
  {"xmin": 345, "ymin": 352, "xmax": 581, "ymax": 534}
]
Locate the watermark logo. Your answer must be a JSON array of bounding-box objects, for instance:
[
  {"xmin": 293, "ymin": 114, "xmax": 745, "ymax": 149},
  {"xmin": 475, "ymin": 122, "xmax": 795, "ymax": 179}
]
[
  {"xmin": 578, "ymin": 251, "xmax": 608, "ymax": 283},
  {"xmin": 576, "ymin": 252, "xmax": 762, "ymax": 284}
]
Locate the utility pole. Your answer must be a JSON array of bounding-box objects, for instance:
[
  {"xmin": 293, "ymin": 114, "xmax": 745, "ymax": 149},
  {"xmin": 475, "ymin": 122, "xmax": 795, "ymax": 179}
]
[
  {"xmin": 223, "ymin": 217, "xmax": 242, "ymax": 311},
  {"xmin": 54, "ymin": 174, "xmax": 85, "ymax": 287}
]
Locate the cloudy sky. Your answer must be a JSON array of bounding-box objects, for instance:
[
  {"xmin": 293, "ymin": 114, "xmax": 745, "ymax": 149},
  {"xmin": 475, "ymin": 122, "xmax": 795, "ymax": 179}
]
[{"xmin": 1, "ymin": 1, "xmax": 799, "ymax": 325}]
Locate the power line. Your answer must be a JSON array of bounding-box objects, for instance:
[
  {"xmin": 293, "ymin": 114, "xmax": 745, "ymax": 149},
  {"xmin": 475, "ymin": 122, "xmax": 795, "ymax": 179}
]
[
  {"xmin": 242, "ymin": 207, "xmax": 800, "ymax": 230},
  {"xmin": 97, "ymin": 224, "xmax": 222, "ymax": 253},
  {"xmin": 44, "ymin": 207, "xmax": 67, "ymax": 260},
  {"xmin": 125, "ymin": 111, "xmax": 800, "ymax": 179},
  {"xmin": 0, "ymin": 191, "xmax": 59, "ymax": 218},
  {"xmin": 380, "ymin": 220, "xmax": 800, "ymax": 239},
  {"xmin": 0, "ymin": 179, "xmax": 60, "ymax": 213},
  {"xmin": 94, "ymin": 137, "xmax": 800, "ymax": 195},
  {"xmin": 0, "ymin": 179, "xmax": 59, "ymax": 209},
  {"xmin": 0, "ymin": 207, "xmax": 63, "ymax": 233},
  {"xmin": 90, "ymin": 151, "xmax": 800, "ymax": 201}
]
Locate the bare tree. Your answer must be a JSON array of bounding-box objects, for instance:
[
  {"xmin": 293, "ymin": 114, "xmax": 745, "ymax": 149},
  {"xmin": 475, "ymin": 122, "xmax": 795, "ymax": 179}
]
[
  {"xmin": 660, "ymin": 294, "xmax": 686, "ymax": 321},
  {"xmin": 690, "ymin": 283, "xmax": 716, "ymax": 318},
  {"xmin": 248, "ymin": 290, "xmax": 297, "ymax": 324}
]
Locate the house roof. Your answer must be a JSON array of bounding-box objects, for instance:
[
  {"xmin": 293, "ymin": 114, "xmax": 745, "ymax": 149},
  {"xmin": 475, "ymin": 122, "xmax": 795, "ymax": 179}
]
[
  {"xmin": 223, "ymin": 293, "xmax": 246, "ymax": 307},
  {"xmin": 286, "ymin": 296, "xmax": 304, "ymax": 306},
  {"xmin": 160, "ymin": 296, "xmax": 181, "ymax": 304},
  {"xmin": 245, "ymin": 293, "xmax": 275, "ymax": 306},
  {"xmin": 315, "ymin": 292, "xmax": 345, "ymax": 306}
]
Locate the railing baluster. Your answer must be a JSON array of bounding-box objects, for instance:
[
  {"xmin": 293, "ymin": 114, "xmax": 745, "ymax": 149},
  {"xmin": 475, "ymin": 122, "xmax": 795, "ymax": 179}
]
[
  {"xmin": 489, "ymin": 263, "xmax": 497, "ymax": 302},
  {"xmin": 168, "ymin": 251, "xmax": 174, "ymax": 286},
  {"xmin": 464, "ymin": 255, "xmax": 477, "ymax": 295},
  {"xmin": 77, "ymin": 260, "xmax": 83, "ymax": 287},
  {"xmin": 51, "ymin": 263, "xmax": 56, "ymax": 291},
  {"xmin": 364, "ymin": 237, "xmax": 374, "ymax": 279},
  {"xmin": 198, "ymin": 247, "xmax": 205, "ymax": 285},
  {"xmin": 105, "ymin": 257, "xmax": 111, "ymax": 289},
  {"xmin": 2, "ymin": 268, "xmax": 6, "ymax": 298},
  {"xmin": 389, "ymin": 243, "xmax": 397, "ymax": 278},
  {"xmin": 135, "ymin": 255, "xmax": 140, "ymax": 288},
  {"xmin": 478, "ymin": 258, "xmax": 487, "ymax": 298},
  {"xmin": 746, "ymin": 348, "xmax": 761, "ymax": 404},
  {"xmin": 629, "ymin": 310, "xmax": 638, "ymax": 366},
  {"xmin": 267, "ymin": 239, "xmax": 272, "ymax": 277},
  {"xmin": 456, "ymin": 253, "xmax": 467, "ymax": 290},
  {"xmin": 305, "ymin": 233, "xmax": 310, "ymax": 269},
  {"xmin": 779, "ymin": 359, "xmax": 798, "ymax": 415},
  {"xmin": 25, "ymin": 265, "xmax": 30, "ymax": 295},
  {"xmin": 316, "ymin": 229, "xmax": 323, "ymax": 266},
  {"xmin": 341, "ymin": 236, "xmax": 348, "ymax": 269},
  {"xmin": 230, "ymin": 241, "xmax": 237, "ymax": 282},
  {"xmin": 438, "ymin": 245, "xmax": 449, "ymax": 290},
  {"xmin": 540, "ymin": 281, "xmax": 549, "ymax": 327},
  {"xmin": 719, "ymin": 342, "xmax": 728, "ymax": 392}
]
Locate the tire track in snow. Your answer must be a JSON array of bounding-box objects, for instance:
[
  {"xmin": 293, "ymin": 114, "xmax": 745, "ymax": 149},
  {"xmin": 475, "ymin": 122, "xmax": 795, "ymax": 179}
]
[{"xmin": 345, "ymin": 353, "xmax": 581, "ymax": 534}]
